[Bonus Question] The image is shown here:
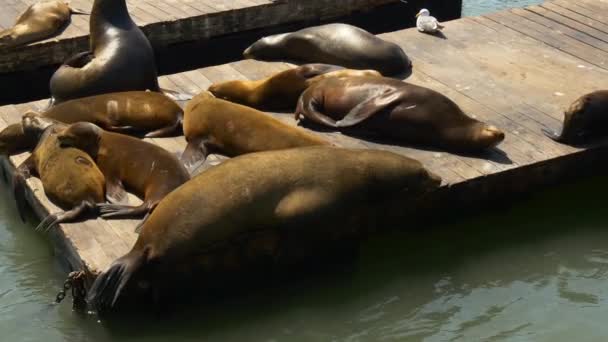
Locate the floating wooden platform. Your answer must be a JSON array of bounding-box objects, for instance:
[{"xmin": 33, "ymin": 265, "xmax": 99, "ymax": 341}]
[
  {"xmin": 0, "ymin": 0, "xmax": 607, "ymax": 287},
  {"xmin": 0, "ymin": 0, "xmax": 404, "ymax": 74}
]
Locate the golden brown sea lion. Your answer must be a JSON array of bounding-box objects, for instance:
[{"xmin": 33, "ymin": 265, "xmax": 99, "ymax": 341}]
[
  {"xmin": 296, "ymin": 76, "xmax": 505, "ymax": 152},
  {"xmin": 243, "ymin": 23, "xmax": 412, "ymax": 76},
  {"xmin": 543, "ymin": 90, "xmax": 608, "ymax": 146},
  {"xmin": 13, "ymin": 115, "xmax": 105, "ymax": 230},
  {"xmin": 87, "ymin": 146, "xmax": 442, "ymax": 310},
  {"xmin": 0, "ymin": 1, "xmax": 86, "ymax": 49},
  {"xmin": 56, "ymin": 122, "xmax": 190, "ymax": 231},
  {"xmin": 29, "ymin": 91, "xmax": 183, "ymax": 137},
  {"xmin": 208, "ymin": 64, "xmax": 382, "ymax": 110},
  {"xmin": 49, "ymin": 0, "xmax": 159, "ymax": 103},
  {"xmin": 181, "ymin": 91, "xmax": 330, "ymax": 170}
]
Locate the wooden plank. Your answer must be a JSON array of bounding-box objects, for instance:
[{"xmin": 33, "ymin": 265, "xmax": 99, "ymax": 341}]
[{"xmin": 541, "ymin": 2, "xmax": 608, "ymax": 35}]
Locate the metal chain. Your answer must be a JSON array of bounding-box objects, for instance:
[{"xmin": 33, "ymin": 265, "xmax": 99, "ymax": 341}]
[{"xmin": 55, "ymin": 271, "xmax": 87, "ymax": 312}]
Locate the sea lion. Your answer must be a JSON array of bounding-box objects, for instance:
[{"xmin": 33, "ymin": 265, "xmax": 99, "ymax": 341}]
[
  {"xmin": 0, "ymin": 1, "xmax": 86, "ymax": 49},
  {"xmin": 49, "ymin": 0, "xmax": 160, "ymax": 103},
  {"xmin": 181, "ymin": 91, "xmax": 330, "ymax": 170},
  {"xmin": 295, "ymin": 76, "xmax": 505, "ymax": 152},
  {"xmin": 87, "ymin": 146, "xmax": 442, "ymax": 310},
  {"xmin": 56, "ymin": 122, "xmax": 190, "ymax": 231},
  {"xmin": 13, "ymin": 115, "xmax": 105, "ymax": 229},
  {"xmin": 0, "ymin": 123, "xmax": 37, "ymax": 155},
  {"xmin": 243, "ymin": 23, "xmax": 412, "ymax": 76},
  {"xmin": 29, "ymin": 91, "xmax": 183, "ymax": 137},
  {"xmin": 208, "ymin": 64, "xmax": 382, "ymax": 110},
  {"xmin": 543, "ymin": 90, "xmax": 608, "ymax": 145}
]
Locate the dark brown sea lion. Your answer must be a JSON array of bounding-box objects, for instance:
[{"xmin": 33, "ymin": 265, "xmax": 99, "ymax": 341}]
[
  {"xmin": 296, "ymin": 76, "xmax": 505, "ymax": 152},
  {"xmin": 208, "ymin": 64, "xmax": 382, "ymax": 110},
  {"xmin": 181, "ymin": 91, "xmax": 330, "ymax": 170},
  {"xmin": 87, "ymin": 146, "xmax": 442, "ymax": 310},
  {"xmin": 49, "ymin": 0, "xmax": 159, "ymax": 103},
  {"xmin": 0, "ymin": 1, "xmax": 86, "ymax": 49},
  {"xmin": 543, "ymin": 90, "xmax": 608, "ymax": 145},
  {"xmin": 56, "ymin": 122, "xmax": 190, "ymax": 231},
  {"xmin": 29, "ymin": 91, "xmax": 183, "ymax": 137},
  {"xmin": 13, "ymin": 115, "xmax": 105, "ymax": 230},
  {"xmin": 243, "ymin": 23, "xmax": 412, "ymax": 76}
]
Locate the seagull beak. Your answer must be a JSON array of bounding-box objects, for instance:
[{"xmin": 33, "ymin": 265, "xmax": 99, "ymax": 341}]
[{"xmin": 415, "ymin": 12, "xmax": 421, "ymax": 17}]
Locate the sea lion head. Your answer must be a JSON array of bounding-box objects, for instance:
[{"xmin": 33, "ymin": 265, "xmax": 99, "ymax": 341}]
[
  {"xmin": 57, "ymin": 122, "xmax": 103, "ymax": 159},
  {"xmin": 243, "ymin": 34, "xmax": 287, "ymax": 60},
  {"xmin": 470, "ymin": 123, "xmax": 505, "ymax": 150},
  {"xmin": 548, "ymin": 95, "xmax": 593, "ymax": 145},
  {"xmin": 185, "ymin": 90, "xmax": 216, "ymax": 113},
  {"xmin": 21, "ymin": 111, "xmax": 59, "ymax": 137},
  {"xmin": 208, "ymin": 81, "xmax": 248, "ymax": 103},
  {"xmin": 0, "ymin": 123, "xmax": 34, "ymax": 155}
]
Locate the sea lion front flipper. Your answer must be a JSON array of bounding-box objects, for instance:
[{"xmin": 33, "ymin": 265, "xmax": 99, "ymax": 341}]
[
  {"xmin": 36, "ymin": 201, "xmax": 97, "ymax": 233},
  {"xmin": 160, "ymin": 88, "xmax": 193, "ymax": 102},
  {"xmin": 180, "ymin": 139, "xmax": 209, "ymax": 173},
  {"xmin": 13, "ymin": 156, "xmax": 35, "ymax": 223},
  {"xmin": 336, "ymin": 90, "xmax": 403, "ymax": 127},
  {"xmin": 105, "ymin": 178, "xmax": 128, "ymax": 205},
  {"xmin": 144, "ymin": 119, "xmax": 181, "ymax": 138},
  {"xmin": 295, "ymin": 89, "xmax": 340, "ymax": 128},
  {"xmin": 63, "ymin": 51, "xmax": 94, "ymax": 68}
]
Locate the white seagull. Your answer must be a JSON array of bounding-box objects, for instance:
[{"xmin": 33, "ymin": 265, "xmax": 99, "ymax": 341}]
[{"xmin": 416, "ymin": 8, "xmax": 444, "ymax": 33}]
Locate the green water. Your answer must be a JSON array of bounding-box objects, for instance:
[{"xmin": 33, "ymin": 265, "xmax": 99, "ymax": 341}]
[
  {"xmin": 462, "ymin": 0, "xmax": 543, "ymax": 16},
  {"xmin": 2, "ymin": 1, "xmax": 595, "ymax": 341}
]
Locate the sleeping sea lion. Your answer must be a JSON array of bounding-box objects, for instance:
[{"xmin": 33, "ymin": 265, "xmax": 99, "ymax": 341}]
[
  {"xmin": 296, "ymin": 76, "xmax": 505, "ymax": 152},
  {"xmin": 29, "ymin": 91, "xmax": 183, "ymax": 137},
  {"xmin": 87, "ymin": 146, "xmax": 442, "ymax": 311},
  {"xmin": 0, "ymin": 1, "xmax": 86, "ymax": 49},
  {"xmin": 49, "ymin": 0, "xmax": 160, "ymax": 103},
  {"xmin": 13, "ymin": 115, "xmax": 105, "ymax": 229},
  {"xmin": 56, "ymin": 122, "xmax": 190, "ymax": 231},
  {"xmin": 208, "ymin": 63, "xmax": 381, "ymax": 110},
  {"xmin": 181, "ymin": 91, "xmax": 329, "ymax": 170},
  {"xmin": 243, "ymin": 23, "xmax": 412, "ymax": 76},
  {"xmin": 543, "ymin": 90, "xmax": 608, "ymax": 145},
  {"xmin": 0, "ymin": 123, "xmax": 37, "ymax": 155}
]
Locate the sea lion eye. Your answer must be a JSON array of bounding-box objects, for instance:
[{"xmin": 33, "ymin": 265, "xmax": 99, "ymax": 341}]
[{"xmin": 75, "ymin": 156, "xmax": 92, "ymax": 166}]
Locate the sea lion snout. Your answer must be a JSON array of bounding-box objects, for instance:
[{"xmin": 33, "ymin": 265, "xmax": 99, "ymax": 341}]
[
  {"xmin": 476, "ymin": 124, "xmax": 505, "ymax": 148},
  {"xmin": 425, "ymin": 170, "xmax": 442, "ymax": 188}
]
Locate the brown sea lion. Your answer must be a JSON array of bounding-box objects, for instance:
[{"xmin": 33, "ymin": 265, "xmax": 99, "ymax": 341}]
[
  {"xmin": 543, "ymin": 90, "xmax": 608, "ymax": 146},
  {"xmin": 29, "ymin": 91, "xmax": 183, "ymax": 137},
  {"xmin": 13, "ymin": 115, "xmax": 105, "ymax": 230},
  {"xmin": 181, "ymin": 91, "xmax": 330, "ymax": 170},
  {"xmin": 208, "ymin": 64, "xmax": 382, "ymax": 110},
  {"xmin": 295, "ymin": 76, "xmax": 505, "ymax": 152},
  {"xmin": 0, "ymin": 123, "xmax": 37, "ymax": 155},
  {"xmin": 87, "ymin": 146, "xmax": 442, "ymax": 310},
  {"xmin": 49, "ymin": 0, "xmax": 159, "ymax": 103},
  {"xmin": 56, "ymin": 122, "xmax": 190, "ymax": 231},
  {"xmin": 0, "ymin": 1, "xmax": 86, "ymax": 49},
  {"xmin": 243, "ymin": 23, "xmax": 412, "ymax": 76}
]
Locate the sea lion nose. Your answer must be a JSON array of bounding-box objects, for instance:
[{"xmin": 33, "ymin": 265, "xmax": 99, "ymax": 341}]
[
  {"xmin": 427, "ymin": 170, "xmax": 442, "ymax": 187},
  {"xmin": 482, "ymin": 125, "xmax": 505, "ymax": 146}
]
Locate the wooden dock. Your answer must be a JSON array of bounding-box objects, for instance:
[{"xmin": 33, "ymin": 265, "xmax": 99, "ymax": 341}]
[
  {"xmin": 0, "ymin": 0, "xmax": 607, "ymax": 287},
  {"xmin": 0, "ymin": 0, "xmax": 405, "ymax": 75}
]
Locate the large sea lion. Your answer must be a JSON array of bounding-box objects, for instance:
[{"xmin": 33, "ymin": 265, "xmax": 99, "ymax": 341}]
[
  {"xmin": 543, "ymin": 90, "xmax": 608, "ymax": 145},
  {"xmin": 243, "ymin": 23, "xmax": 412, "ymax": 76},
  {"xmin": 0, "ymin": 1, "xmax": 86, "ymax": 49},
  {"xmin": 87, "ymin": 146, "xmax": 442, "ymax": 310},
  {"xmin": 49, "ymin": 0, "xmax": 159, "ymax": 103},
  {"xmin": 30, "ymin": 91, "xmax": 183, "ymax": 137},
  {"xmin": 13, "ymin": 115, "xmax": 105, "ymax": 229},
  {"xmin": 296, "ymin": 76, "xmax": 505, "ymax": 152},
  {"xmin": 56, "ymin": 122, "xmax": 190, "ymax": 230},
  {"xmin": 181, "ymin": 91, "xmax": 330, "ymax": 170},
  {"xmin": 208, "ymin": 64, "xmax": 382, "ymax": 110}
]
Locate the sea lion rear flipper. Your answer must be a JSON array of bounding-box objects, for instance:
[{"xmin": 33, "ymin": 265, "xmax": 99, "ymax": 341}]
[
  {"xmin": 69, "ymin": 7, "xmax": 90, "ymax": 15},
  {"xmin": 36, "ymin": 201, "xmax": 97, "ymax": 233},
  {"xmin": 542, "ymin": 128, "xmax": 563, "ymax": 142},
  {"xmin": 181, "ymin": 139, "xmax": 209, "ymax": 173},
  {"xmin": 106, "ymin": 179, "xmax": 128, "ymax": 205},
  {"xmin": 336, "ymin": 90, "xmax": 403, "ymax": 127},
  {"xmin": 144, "ymin": 119, "xmax": 181, "ymax": 138},
  {"xmin": 13, "ymin": 157, "xmax": 35, "ymax": 223}
]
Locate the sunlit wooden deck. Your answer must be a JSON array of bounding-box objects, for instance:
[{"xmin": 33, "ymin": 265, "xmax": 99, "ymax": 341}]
[{"xmin": 0, "ymin": 0, "xmax": 607, "ymax": 287}]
